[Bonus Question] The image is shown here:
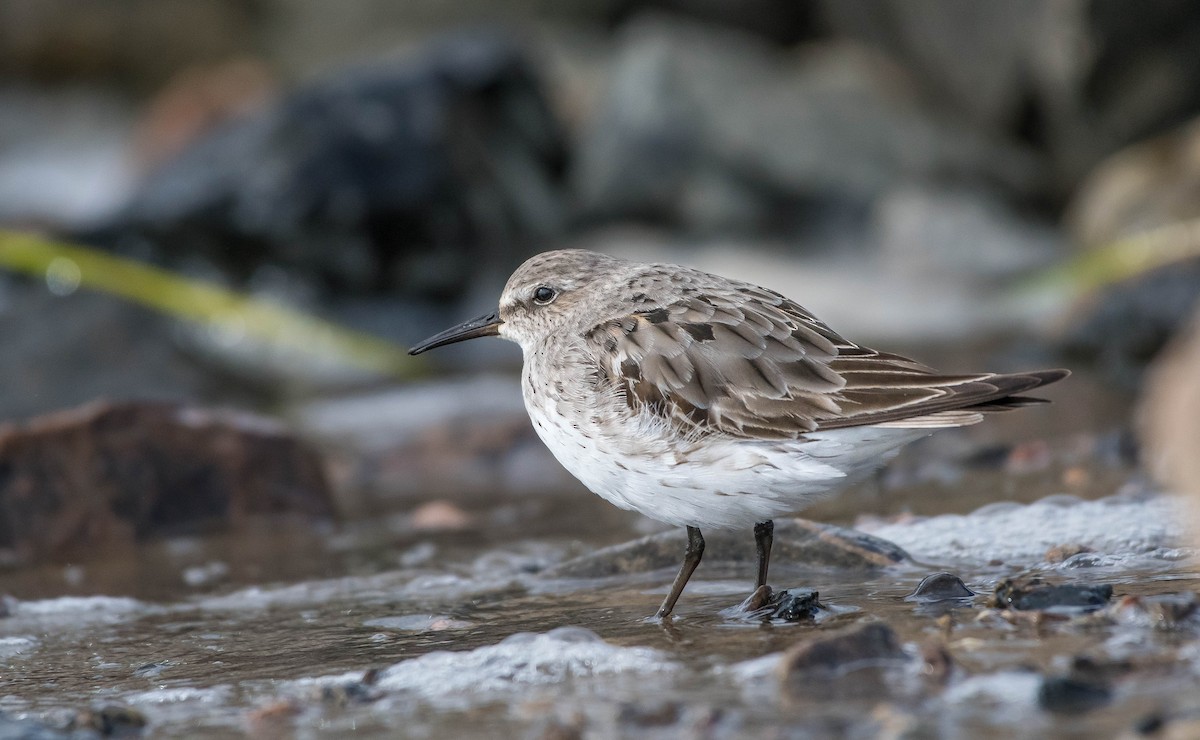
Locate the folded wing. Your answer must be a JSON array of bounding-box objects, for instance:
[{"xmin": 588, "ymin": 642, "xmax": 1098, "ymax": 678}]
[{"xmin": 586, "ymin": 285, "xmax": 1068, "ymax": 439}]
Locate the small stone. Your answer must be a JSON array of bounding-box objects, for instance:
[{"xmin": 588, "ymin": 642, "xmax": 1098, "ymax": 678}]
[
  {"xmin": 409, "ymin": 501, "xmax": 473, "ymax": 532},
  {"xmin": 1038, "ymin": 675, "xmax": 1112, "ymax": 714},
  {"xmin": 992, "ymin": 578, "xmax": 1113, "ymax": 612},
  {"xmin": 1132, "ymin": 711, "xmax": 1170, "ymax": 736},
  {"xmin": 1045, "ymin": 544, "xmax": 1094, "ymax": 564},
  {"xmin": 906, "ymin": 572, "xmax": 975, "ymax": 602},
  {"xmin": 317, "ymin": 680, "xmax": 376, "ymax": 707},
  {"xmin": 781, "ymin": 623, "xmax": 906, "ymax": 674},
  {"xmin": 768, "ymin": 588, "xmax": 826, "ymax": 622},
  {"xmin": 617, "ymin": 701, "xmax": 681, "ymax": 728},
  {"xmin": 70, "ymin": 705, "xmax": 148, "ymax": 736},
  {"xmin": 132, "ymin": 662, "xmax": 169, "ymax": 678},
  {"xmin": 778, "ymin": 623, "xmax": 908, "ymax": 701}
]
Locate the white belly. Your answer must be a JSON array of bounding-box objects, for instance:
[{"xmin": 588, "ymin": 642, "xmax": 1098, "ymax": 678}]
[{"xmin": 523, "ymin": 382, "xmax": 924, "ymax": 530}]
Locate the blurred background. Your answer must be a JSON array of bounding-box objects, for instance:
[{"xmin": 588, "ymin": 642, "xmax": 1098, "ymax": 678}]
[{"xmin": 1, "ymin": 0, "xmax": 1199, "ymax": 549}]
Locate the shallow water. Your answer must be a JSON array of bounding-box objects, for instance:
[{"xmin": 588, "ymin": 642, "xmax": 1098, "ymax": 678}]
[{"xmin": 1, "ymin": 470, "xmax": 1197, "ymax": 738}]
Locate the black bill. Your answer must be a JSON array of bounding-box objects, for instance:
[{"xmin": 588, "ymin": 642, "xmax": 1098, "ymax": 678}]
[{"xmin": 408, "ymin": 312, "xmax": 503, "ymax": 355}]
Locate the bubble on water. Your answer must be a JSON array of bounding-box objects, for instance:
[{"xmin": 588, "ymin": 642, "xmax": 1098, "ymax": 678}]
[{"xmin": 45, "ymin": 256, "xmax": 81, "ymax": 296}]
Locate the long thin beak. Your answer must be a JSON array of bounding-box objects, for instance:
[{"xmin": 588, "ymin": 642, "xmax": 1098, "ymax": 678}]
[{"xmin": 408, "ymin": 311, "xmax": 503, "ymax": 355}]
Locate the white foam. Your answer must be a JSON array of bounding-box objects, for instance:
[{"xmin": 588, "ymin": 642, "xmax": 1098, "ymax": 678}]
[
  {"xmin": 941, "ymin": 671, "xmax": 1041, "ymax": 708},
  {"xmin": 0, "ymin": 636, "xmax": 37, "ymax": 658},
  {"xmin": 125, "ymin": 686, "xmax": 233, "ymax": 706},
  {"xmin": 295, "ymin": 627, "xmax": 677, "ymax": 710},
  {"xmin": 196, "ymin": 569, "xmax": 523, "ymax": 612},
  {"xmin": 14, "ymin": 595, "xmax": 145, "ymax": 615},
  {"xmin": 195, "ymin": 571, "xmax": 416, "ymax": 611},
  {"xmin": 860, "ymin": 493, "xmax": 1190, "ymax": 567}
]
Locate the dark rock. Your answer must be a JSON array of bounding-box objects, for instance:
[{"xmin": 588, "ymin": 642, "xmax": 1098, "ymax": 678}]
[
  {"xmin": 0, "ymin": 400, "xmax": 335, "ymax": 564},
  {"xmin": 318, "ymin": 680, "xmax": 378, "ymax": 707},
  {"xmin": 545, "ymin": 518, "xmax": 910, "ymax": 579},
  {"xmin": 991, "ymin": 578, "xmax": 1113, "ymax": 612},
  {"xmin": 780, "ymin": 622, "xmax": 905, "ymax": 673},
  {"xmin": 778, "ymin": 623, "xmax": 909, "ymax": 701},
  {"xmin": 906, "ymin": 572, "xmax": 975, "ymax": 602},
  {"xmin": 1067, "ymin": 655, "xmax": 1135, "ymax": 683},
  {"xmin": 69, "ymin": 705, "xmax": 148, "ymax": 736},
  {"xmin": 1037, "ymin": 675, "xmax": 1112, "ymax": 714},
  {"xmin": 617, "ymin": 701, "xmax": 681, "ymax": 728},
  {"xmin": 82, "ymin": 32, "xmax": 566, "ymax": 301},
  {"xmin": 1061, "ymin": 257, "xmax": 1200, "ymax": 387},
  {"xmin": 765, "ymin": 587, "xmax": 826, "ymax": 622},
  {"xmin": 572, "ymin": 18, "xmax": 1043, "ymax": 236},
  {"xmin": 1133, "ymin": 712, "xmax": 1166, "ymax": 735}
]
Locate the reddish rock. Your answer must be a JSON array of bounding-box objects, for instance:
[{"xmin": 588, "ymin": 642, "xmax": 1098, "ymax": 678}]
[{"xmin": 0, "ymin": 400, "xmax": 335, "ymax": 563}]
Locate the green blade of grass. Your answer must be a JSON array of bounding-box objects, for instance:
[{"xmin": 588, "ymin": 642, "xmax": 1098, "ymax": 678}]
[
  {"xmin": 0, "ymin": 229, "xmax": 422, "ymax": 379},
  {"xmin": 1019, "ymin": 217, "xmax": 1200, "ymax": 297}
]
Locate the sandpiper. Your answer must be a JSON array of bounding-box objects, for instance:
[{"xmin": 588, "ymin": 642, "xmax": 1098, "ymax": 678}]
[{"xmin": 410, "ymin": 249, "xmax": 1067, "ymax": 619}]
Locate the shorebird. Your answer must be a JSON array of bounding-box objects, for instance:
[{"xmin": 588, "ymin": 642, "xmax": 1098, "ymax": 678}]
[{"xmin": 410, "ymin": 249, "xmax": 1067, "ymax": 619}]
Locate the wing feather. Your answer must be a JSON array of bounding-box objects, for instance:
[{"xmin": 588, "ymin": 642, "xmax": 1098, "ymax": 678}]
[{"xmin": 586, "ymin": 284, "xmax": 1068, "ymax": 440}]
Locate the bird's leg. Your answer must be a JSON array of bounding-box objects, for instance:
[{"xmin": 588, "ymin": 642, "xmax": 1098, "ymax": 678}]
[
  {"xmin": 754, "ymin": 520, "xmax": 774, "ymax": 590},
  {"xmin": 656, "ymin": 526, "xmax": 705, "ymax": 619}
]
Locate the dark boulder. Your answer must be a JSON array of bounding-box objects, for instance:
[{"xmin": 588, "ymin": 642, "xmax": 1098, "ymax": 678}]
[
  {"xmin": 0, "ymin": 400, "xmax": 335, "ymax": 564},
  {"xmin": 82, "ymin": 32, "xmax": 567, "ymax": 301}
]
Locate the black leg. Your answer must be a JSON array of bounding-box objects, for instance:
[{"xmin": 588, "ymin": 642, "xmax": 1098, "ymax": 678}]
[
  {"xmin": 754, "ymin": 520, "xmax": 774, "ymax": 590},
  {"xmin": 656, "ymin": 526, "xmax": 705, "ymax": 619}
]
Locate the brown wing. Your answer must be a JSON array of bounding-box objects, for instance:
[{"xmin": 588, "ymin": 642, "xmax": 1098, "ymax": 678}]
[{"xmin": 586, "ymin": 286, "xmax": 1068, "ymax": 439}]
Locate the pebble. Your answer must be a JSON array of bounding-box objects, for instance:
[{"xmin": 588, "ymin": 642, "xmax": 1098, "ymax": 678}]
[
  {"xmin": 992, "ymin": 578, "xmax": 1113, "ymax": 612},
  {"xmin": 906, "ymin": 572, "xmax": 976, "ymax": 602}
]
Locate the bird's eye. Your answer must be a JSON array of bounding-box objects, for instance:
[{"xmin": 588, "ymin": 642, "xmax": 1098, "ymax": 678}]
[{"xmin": 532, "ymin": 286, "xmax": 557, "ymax": 305}]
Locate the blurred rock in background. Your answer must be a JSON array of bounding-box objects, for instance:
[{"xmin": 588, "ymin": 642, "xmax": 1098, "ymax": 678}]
[
  {"xmin": 570, "ymin": 17, "xmax": 1043, "ymax": 236},
  {"xmin": 0, "ymin": 400, "xmax": 334, "ymax": 565},
  {"xmin": 81, "ymin": 32, "xmax": 568, "ymax": 304},
  {"xmin": 1059, "ymin": 116, "xmax": 1200, "ymax": 386},
  {"xmin": 1139, "ymin": 304, "xmax": 1200, "ymax": 544},
  {"xmin": 822, "ymin": 0, "xmax": 1200, "ymax": 191}
]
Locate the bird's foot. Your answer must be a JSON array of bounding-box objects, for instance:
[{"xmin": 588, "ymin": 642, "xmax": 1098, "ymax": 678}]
[
  {"xmin": 728, "ymin": 586, "xmax": 828, "ymax": 622},
  {"xmin": 739, "ymin": 584, "xmax": 774, "ymax": 613}
]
